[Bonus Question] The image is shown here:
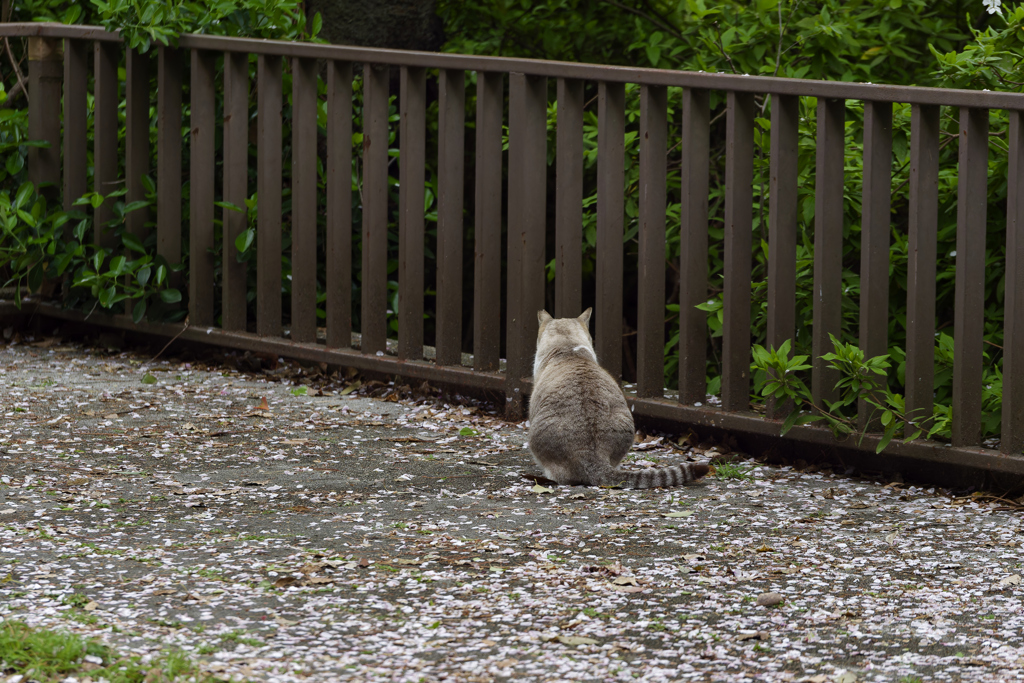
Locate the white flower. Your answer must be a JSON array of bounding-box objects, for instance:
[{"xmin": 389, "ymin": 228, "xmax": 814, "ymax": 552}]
[{"xmin": 983, "ymin": 0, "xmax": 1001, "ymax": 14}]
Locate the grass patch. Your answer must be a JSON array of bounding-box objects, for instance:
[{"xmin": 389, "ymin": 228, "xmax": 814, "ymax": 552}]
[
  {"xmin": 0, "ymin": 619, "xmax": 215, "ymax": 682},
  {"xmin": 713, "ymin": 461, "xmax": 756, "ymax": 481}
]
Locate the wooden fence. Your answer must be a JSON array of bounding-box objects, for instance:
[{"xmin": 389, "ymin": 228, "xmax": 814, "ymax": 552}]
[{"xmin": 4, "ymin": 22, "xmax": 1024, "ymax": 478}]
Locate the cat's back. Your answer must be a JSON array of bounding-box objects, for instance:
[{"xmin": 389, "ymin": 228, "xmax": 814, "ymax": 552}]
[{"xmin": 531, "ymin": 350, "xmax": 630, "ymax": 428}]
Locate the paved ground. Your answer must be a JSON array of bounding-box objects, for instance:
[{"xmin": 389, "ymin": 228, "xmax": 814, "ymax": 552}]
[{"xmin": 1, "ymin": 331, "xmax": 1023, "ymax": 683}]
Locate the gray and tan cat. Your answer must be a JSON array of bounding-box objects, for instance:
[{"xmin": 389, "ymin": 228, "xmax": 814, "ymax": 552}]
[{"xmin": 528, "ymin": 308, "xmax": 710, "ymax": 488}]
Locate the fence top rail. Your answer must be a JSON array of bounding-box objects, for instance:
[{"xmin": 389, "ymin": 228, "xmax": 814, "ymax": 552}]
[{"xmin": 6, "ymin": 21, "xmax": 1024, "ymax": 111}]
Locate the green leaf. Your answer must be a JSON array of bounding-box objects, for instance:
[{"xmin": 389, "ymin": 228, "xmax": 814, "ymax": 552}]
[
  {"xmin": 123, "ymin": 200, "xmax": 150, "ymax": 214},
  {"xmin": 108, "ymin": 255, "xmax": 127, "ymax": 276},
  {"xmin": 122, "ymin": 232, "xmax": 146, "ymax": 254},
  {"xmin": 136, "ymin": 265, "xmax": 151, "ymax": 287},
  {"xmin": 132, "ymin": 299, "xmax": 147, "ymax": 324},
  {"xmin": 290, "ymin": 386, "xmax": 308, "ymax": 396},
  {"xmin": 6, "ymin": 153, "xmax": 24, "ymax": 176},
  {"xmin": 159, "ymin": 288, "xmax": 182, "ymax": 304},
  {"xmin": 141, "ymin": 373, "xmax": 157, "ymax": 384},
  {"xmin": 459, "ymin": 427, "xmax": 478, "ymax": 437},
  {"xmin": 781, "ymin": 410, "xmax": 802, "ymax": 436},
  {"xmin": 531, "ymin": 483, "xmax": 555, "ymax": 494},
  {"xmin": 14, "ymin": 182, "xmax": 33, "ymax": 210},
  {"xmin": 235, "ymin": 228, "xmax": 255, "ymax": 254}
]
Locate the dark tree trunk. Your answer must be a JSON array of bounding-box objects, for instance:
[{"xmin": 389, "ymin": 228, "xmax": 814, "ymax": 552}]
[{"xmin": 307, "ymin": 0, "xmax": 443, "ymax": 52}]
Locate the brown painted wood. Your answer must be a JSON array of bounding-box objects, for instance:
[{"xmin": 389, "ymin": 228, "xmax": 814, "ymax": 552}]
[
  {"xmin": 290, "ymin": 56, "xmax": 318, "ymax": 344},
  {"xmin": 595, "ymin": 81, "xmax": 625, "ymax": 380},
  {"xmin": 188, "ymin": 50, "xmax": 216, "ymax": 328},
  {"xmin": 1005, "ymin": 111, "xmax": 1024, "ymax": 454},
  {"xmin": 505, "ymin": 72, "xmax": 547, "ymax": 418},
  {"xmin": 124, "ymin": 47, "xmax": 151, "ymax": 314},
  {"xmin": 636, "ymin": 85, "xmax": 668, "ymax": 399},
  {"xmin": 326, "ymin": 61, "xmax": 353, "ymax": 348},
  {"xmin": 722, "ymin": 91, "xmax": 754, "ymax": 412},
  {"xmin": 398, "ymin": 66, "xmax": 426, "ymax": 361},
  {"xmin": 555, "ymin": 77, "xmax": 583, "ymax": 318},
  {"xmin": 473, "ymin": 71, "xmax": 503, "ymax": 372},
  {"xmin": 904, "ymin": 104, "xmax": 940, "ymax": 431},
  {"xmin": 678, "ymin": 87, "xmax": 710, "ymax": 404},
  {"xmin": 361, "ymin": 63, "xmax": 390, "ymax": 355},
  {"xmin": 765, "ymin": 93, "xmax": 798, "ymax": 419},
  {"xmin": 125, "ymin": 48, "xmax": 151, "ymax": 249},
  {"xmin": 811, "ymin": 98, "xmax": 845, "ymax": 408},
  {"xmin": 93, "ymin": 41, "xmax": 118, "ymax": 248},
  {"xmin": 222, "ymin": 52, "xmax": 249, "ymax": 332},
  {"xmin": 857, "ymin": 101, "xmax": 892, "ymax": 430},
  {"xmin": 62, "ymin": 38, "xmax": 88, "ymax": 214},
  {"xmin": 436, "ymin": 69, "xmax": 466, "ymax": 366},
  {"xmin": 157, "ymin": 47, "xmax": 182, "ymax": 289},
  {"xmin": 27, "ymin": 37, "xmax": 61, "ymax": 199},
  {"xmin": 952, "ymin": 107, "xmax": 989, "ymax": 447},
  {"xmin": 256, "ymin": 54, "xmax": 283, "ymax": 338}
]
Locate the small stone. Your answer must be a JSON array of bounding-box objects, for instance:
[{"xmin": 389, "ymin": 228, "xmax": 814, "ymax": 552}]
[{"xmin": 756, "ymin": 592, "xmax": 784, "ymax": 607}]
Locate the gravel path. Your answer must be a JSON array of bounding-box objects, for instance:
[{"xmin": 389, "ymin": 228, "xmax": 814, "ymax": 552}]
[{"xmin": 1, "ymin": 336, "xmax": 1023, "ymax": 682}]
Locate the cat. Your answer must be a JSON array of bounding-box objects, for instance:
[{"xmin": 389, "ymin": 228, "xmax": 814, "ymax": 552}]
[{"xmin": 528, "ymin": 308, "xmax": 710, "ymax": 488}]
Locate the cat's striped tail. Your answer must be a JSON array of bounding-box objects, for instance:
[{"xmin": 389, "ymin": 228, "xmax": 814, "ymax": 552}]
[{"xmin": 601, "ymin": 463, "xmax": 710, "ymax": 489}]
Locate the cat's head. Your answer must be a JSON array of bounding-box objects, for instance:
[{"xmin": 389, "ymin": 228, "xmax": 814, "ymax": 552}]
[{"xmin": 536, "ymin": 308, "xmax": 593, "ymax": 351}]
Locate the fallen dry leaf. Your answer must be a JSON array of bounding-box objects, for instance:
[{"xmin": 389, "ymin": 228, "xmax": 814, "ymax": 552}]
[
  {"xmin": 756, "ymin": 592, "xmax": 784, "ymax": 606},
  {"xmin": 556, "ymin": 635, "xmax": 599, "ymax": 646},
  {"xmin": 736, "ymin": 630, "xmax": 769, "ymax": 641}
]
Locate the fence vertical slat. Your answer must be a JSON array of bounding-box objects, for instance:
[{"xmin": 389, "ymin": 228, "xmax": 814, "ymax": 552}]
[
  {"xmin": 63, "ymin": 38, "xmax": 88, "ymax": 213},
  {"xmin": 27, "ymin": 38, "xmax": 61, "ymax": 197},
  {"xmin": 436, "ymin": 69, "xmax": 466, "ymax": 366},
  {"xmin": 506, "ymin": 72, "xmax": 547, "ymax": 418},
  {"xmin": 93, "ymin": 41, "xmax": 118, "ymax": 248},
  {"xmin": 811, "ymin": 97, "xmax": 845, "ymax": 408},
  {"xmin": 361, "ymin": 63, "xmax": 390, "ymax": 356},
  {"xmin": 722, "ymin": 91, "xmax": 755, "ymax": 412},
  {"xmin": 556, "ymin": 77, "xmax": 584, "ymax": 318},
  {"xmin": 222, "ymin": 52, "xmax": 249, "ymax": 332},
  {"xmin": 398, "ymin": 66, "xmax": 426, "ymax": 361},
  {"xmin": 596, "ymin": 82, "xmax": 625, "ymax": 380},
  {"xmin": 473, "ymin": 71, "xmax": 503, "ymax": 372},
  {"xmin": 636, "ymin": 85, "xmax": 668, "ymax": 399},
  {"xmin": 257, "ymin": 54, "xmax": 283, "ymax": 338},
  {"xmin": 125, "ymin": 48, "xmax": 151, "ymax": 246},
  {"xmin": 858, "ymin": 100, "xmax": 892, "ymax": 430},
  {"xmin": 290, "ymin": 56, "xmax": 318, "ymax": 344},
  {"xmin": 157, "ymin": 47, "xmax": 182, "ymax": 290},
  {"xmin": 189, "ymin": 50, "xmax": 216, "ymax": 328},
  {"xmin": 766, "ymin": 93, "xmax": 799, "ymax": 419},
  {"xmin": 1004, "ymin": 111, "xmax": 1024, "ymax": 454},
  {"xmin": 679, "ymin": 87, "xmax": 710, "ymax": 404},
  {"xmin": 326, "ymin": 61, "xmax": 353, "ymax": 348},
  {"xmin": 952, "ymin": 107, "xmax": 989, "ymax": 447},
  {"xmin": 905, "ymin": 104, "xmax": 939, "ymax": 432}
]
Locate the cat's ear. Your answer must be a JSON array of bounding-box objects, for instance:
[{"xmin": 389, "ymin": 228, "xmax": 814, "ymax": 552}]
[
  {"xmin": 578, "ymin": 308, "xmax": 592, "ymax": 327},
  {"xmin": 538, "ymin": 310, "xmax": 553, "ymax": 324}
]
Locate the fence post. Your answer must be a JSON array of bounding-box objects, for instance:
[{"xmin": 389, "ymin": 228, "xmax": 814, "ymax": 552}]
[
  {"xmin": 27, "ymin": 37, "xmax": 62, "ymax": 201},
  {"xmin": 63, "ymin": 38, "xmax": 88, "ymax": 215}
]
